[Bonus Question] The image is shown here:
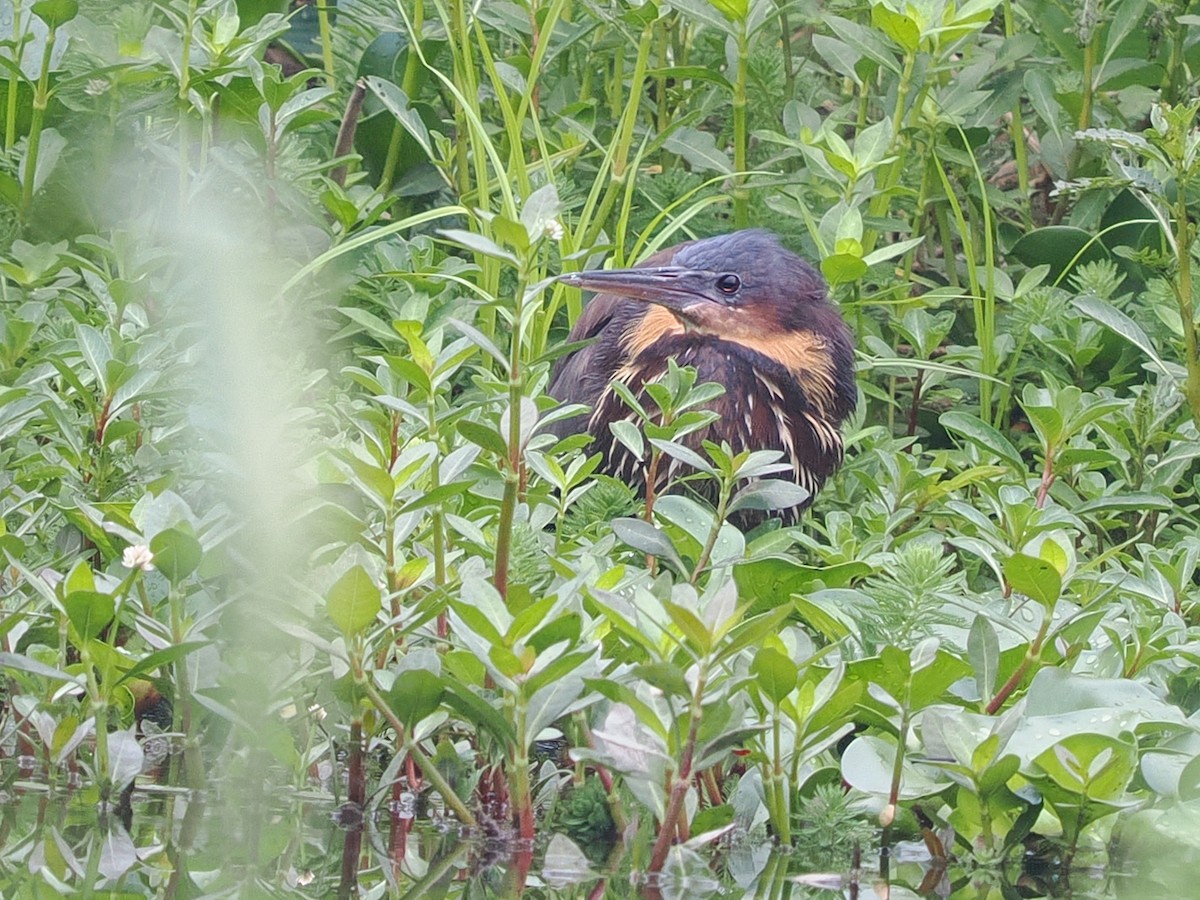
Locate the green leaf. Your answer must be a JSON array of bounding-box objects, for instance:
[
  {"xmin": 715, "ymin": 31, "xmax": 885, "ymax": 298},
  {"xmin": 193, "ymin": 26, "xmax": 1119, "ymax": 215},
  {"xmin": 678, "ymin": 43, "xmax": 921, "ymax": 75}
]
[
  {"xmin": 663, "ymin": 600, "xmax": 712, "ymax": 655},
  {"xmin": 388, "ymin": 669, "xmax": 444, "ymax": 726},
  {"xmin": 1010, "ymin": 226, "xmax": 1108, "ymax": 282},
  {"xmin": 0, "ymin": 651, "xmax": 83, "ymax": 684},
  {"xmin": 149, "ymin": 527, "xmax": 202, "ymax": 584},
  {"xmin": 662, "ymin": 126, "xmax": 732, "ymax": 174},
  {"xmin": 708, "ymin": 0, "xmax": 748, "ymax": 21},
  {"xmin": 64, "ymin": 590, "xmax": 115, "ymax": 642},
  {"xmin": 1072, "ymin": 295, "xmax": 1172, "ymax": 380},
  {"xmin": 751, "ymin": 647, "xmax": 798, "ymax": 705},
  {"xmin": 117, "ymin": 642, "xmax": 210, "ymax": 685},
  {"xmin": 734, "ymin": 556, "xmax": 867, "ymax": 612},
  {"xmin": 458, "ymin": 420, "xmax": 508, "ymax": 458},
  {"xmin": 871, "ymin": 3, "xmax": 920, "ymax": 52},
  {"xmin": 519, "ymin": 183, "xmax": 561, "ymax": 242},
  {"xmin": 76, "ymin": 323, "xmax": 111, "ymax": 393},
  {"xmin": 968, "ymin": 615, "xmax": 999, "ymax": 702},
  {"xmin": 609, "ymin": 419, "xmax": 644, "ymax": 459},
  {"xmin": 443, "ymin": 681, "xmax": 517, "ymax": 746},
  {"xmin": 821, "ymin": 252, "xmax": 868, "ymax": 285},
  {"xmin": 940, "ymin": 411, "xmax": 1025, "ymax": 471},
  {"xmin": 32, "ymin": 0, "xmax": 78, "ymax": 27},
  {"xmin": 327, "ymin": 565, "xmax": 382, "ymax": 637},
  {"xmin": 632, "ymin": 662, "xmax": 692, "ymax": 698},
  {"xmin": 841, "ymin": 734, "xmax": 950, "ymax": 799},
  {"xmin": 728, "ymin": 479, "xmax": 810, "ymax": 514},
  {"xmin": 1021, "ymin": 403, "xmax": 1064, "ymax": 448},
  {"xmin": 1003, "ymin": 552, "xmax": 1062, "ymax": 606},
  {"xmin": 364, "ymin": 77, "xmax": 432, "ymax": 159},
  {"xmin": 437, "ymin": 228, "xmax": 518, "ymax": 264},
  {"xmin": 612, "ymin": 518, "xmax": 686, "ymax": 573}
]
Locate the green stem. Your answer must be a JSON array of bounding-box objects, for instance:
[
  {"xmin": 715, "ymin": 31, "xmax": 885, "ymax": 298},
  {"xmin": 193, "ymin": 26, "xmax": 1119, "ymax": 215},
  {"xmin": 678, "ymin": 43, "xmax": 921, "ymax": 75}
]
[
  {"xmin": 80, "ymin": 644, "xmax": 110, "ymax": 799},
  {"xmin": 1002, "ymin": 0, "xmax": 1031, "ymax": 227},
  {"xmin": 380, "ymin": 0, "xmax": 428, "ymax": 194},
  {"xmin": 317, "ymin": 0, "xmax": 336, "ymax": 88},
  {"xmin": 493, "ymin": 274, "xmax": 528, "ymax": 600},
  {"xmin": 649, "ymin": 662, "xmax": 708, "ymax": 872},
  {"xmin": 864, "ymin": 51, "xmax": 917, "ymax": 254},
  {"xmin": 880, "ymin": 700, "xmax": 911, "ymax": 851},
  {"xmin": 178, "ymin": 0, "xmax": 199, "ymax": 200},
  {"xmin": 510, "ymin": 698, "xmax": 534, "ymax": 839},
  {"xmin": 731, "ymin": 18, "xmax": 749, "ymax": 228},
  {"xmin": 169, "ymin": 586, "xmax": 205, "ymax": 792},
  {"xmin": 18, "ymin": 21, "xmax": 56, "ymax": 220},
  {"xmin": 361, "ymin": 680, "xmax": 478, "ymax": 825},
  {"xmin": 1174, "ymin": 179, "xmax": 1200, "ymax": 425},
  {"xmin": 6, "ymin": 0, "xmax": 24, "ymax": 151},
  {"xmin": 777, "ymin": 0, "xmax": 795, "ymax": 99},
  {"xmin": 771, "ymin": 711, "xmax": 790, "ymax": 843},
  {"xmin": 427, "ymin": 399, "xmax": 448, "ymax": 590},
  {"xmin": 689, "ymin": 473, "xmax": 732, "ymax": 582}
]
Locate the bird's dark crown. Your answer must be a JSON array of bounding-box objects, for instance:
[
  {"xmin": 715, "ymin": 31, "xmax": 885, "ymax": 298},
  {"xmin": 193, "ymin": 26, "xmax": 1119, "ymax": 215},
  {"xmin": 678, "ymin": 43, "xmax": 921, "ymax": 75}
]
[{"xmin": 674, "ymin": 230, "xmax": 823, "ymax": 295}]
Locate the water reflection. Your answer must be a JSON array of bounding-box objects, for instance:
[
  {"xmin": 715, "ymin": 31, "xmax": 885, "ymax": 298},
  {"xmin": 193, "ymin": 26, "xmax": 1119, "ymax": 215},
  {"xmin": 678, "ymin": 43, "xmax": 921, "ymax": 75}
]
[{"xmin": 1, "ymin": 785, "xmax": 1196, "ymax": 898}]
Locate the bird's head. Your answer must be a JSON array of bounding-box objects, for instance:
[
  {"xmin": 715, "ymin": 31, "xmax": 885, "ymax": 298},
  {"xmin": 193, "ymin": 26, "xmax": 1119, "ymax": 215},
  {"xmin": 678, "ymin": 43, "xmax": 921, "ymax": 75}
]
[
  {"xmin": 557, "ymin": 230, "xmax": 832, "ymax": 340},
  {"xmin": 558, "ymin": 230, "xmax": 855, "ymax": 418}
]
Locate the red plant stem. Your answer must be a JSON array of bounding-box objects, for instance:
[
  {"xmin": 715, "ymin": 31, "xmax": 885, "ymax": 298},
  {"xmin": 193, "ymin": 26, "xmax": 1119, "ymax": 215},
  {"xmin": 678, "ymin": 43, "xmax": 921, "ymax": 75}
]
[
  {"xmin": 388, "ymin": 775, "xmax": 411, "ymax": 879},
  {"xmin": 649, "ymin": 672, "xmax": 707, "ymax": 872},
  {"xmin": 388, "ymin": 411, "xmax": 400, "ymax": 470},
  {"xmin": 700, "ymin": 769, "xmax": 723, "ymax": 807},
  {"xmin": 643, "ymin": 452, "xmax": 661, "ymax": 522},
  {"xmin": 1035, "ymin": 446, "xmax": 1055, "ymax": 508},
  {"xmin": 338, "ymin": 720, "xmax": 366, "ymax": 900},
  {"xmin": 331, "ymin": 79, "xmax": 367, "ymax": 187},
  {"xmin": 95, "ymin": 396, "xmax": 111, "ymax": 445},
  {"xmin": 986, "ymin": 611, "xmax": 1051, "ymax": 714}
]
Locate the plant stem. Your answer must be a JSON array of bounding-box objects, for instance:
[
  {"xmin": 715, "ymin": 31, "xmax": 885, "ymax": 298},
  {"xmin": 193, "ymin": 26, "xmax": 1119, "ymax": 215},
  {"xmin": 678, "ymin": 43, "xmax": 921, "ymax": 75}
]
[
  {"xmin": 1174, "ymin": 176, "xmax": 1200, "ymax": 425},
  {"xmin": 649, "ymin": 663, "xmax": 708, "ymax": 872},
  {"xmin": 361, "ymin": 679, "xmax": 478, "ymax": 825},
  {"xmin": 18, "ymin": 21, "xmax": 56, "ymax": 220},
  {"xmin": 1035, "ymin": 443, "xmax": 1055, "ymax": 508},
  {"xmin": 690, "ymin": 475, "xmax": 732, "ymax": 582},
  {"xmin": 769, "ymin": 710, "xmax": 791, "ymax": 842},
  {"xmin": 317, "ymin": 0, "xmax": 336, "ymax": 88},
  {"xmin": 330, "ymin": 79, "xmax": 367, "ymax": 188},
  {"xmin": 986, "ymin": 610, "xmax": 1051, "ymax": 714},
  {"xmin": 776, "ymin": 0, "xmax": 795, "ymax": 99},
  {"xmin": 510, "ymin": 697, "xmax": 534, "ymax": 840},
  {"xmin": 6, "ymin": 0, "xmax": 24, "ymax": 151},
  {"xmin": 731, "ymin": 18, "xmax": 749, "ymax": 228},
  {"xmin": 493, "ymin": 275, "xmax": 528, "ymax": 601},
  {"xmin": 862, "ymin": 49, "xmax": 917, "ymax": 255}
]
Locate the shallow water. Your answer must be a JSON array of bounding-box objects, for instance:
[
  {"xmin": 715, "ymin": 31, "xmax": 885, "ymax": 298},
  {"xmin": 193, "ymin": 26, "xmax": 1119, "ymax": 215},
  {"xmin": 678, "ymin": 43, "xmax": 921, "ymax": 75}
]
[{"xmin": 1, "ymin": 781, "xmax": 1190, "ymax": 899}]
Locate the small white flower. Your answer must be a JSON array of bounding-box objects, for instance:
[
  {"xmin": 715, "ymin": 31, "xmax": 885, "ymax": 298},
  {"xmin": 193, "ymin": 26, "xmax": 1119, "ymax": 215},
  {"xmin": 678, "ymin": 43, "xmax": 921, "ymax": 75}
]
[
  {"xmin": 122, "ymin": 544, "xmax": 155, "ymax": 571},
  {"xmin": 544, "ymin": 219, "xmax": 564, "ymax": 241}
]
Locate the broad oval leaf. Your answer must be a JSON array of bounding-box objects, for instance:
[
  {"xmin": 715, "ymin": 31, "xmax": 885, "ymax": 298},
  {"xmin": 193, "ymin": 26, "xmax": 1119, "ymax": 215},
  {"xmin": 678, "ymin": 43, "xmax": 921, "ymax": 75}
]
[
  {"xmin": 1003, "ymin": 552, "xmax": 1062, "ymax": 607},
  {"xmin": 149, "ymin": 527, "xmax": 202, "ymax": 585},
  {"xmin": 64, "ymin": 590, "xmax": 115, "ymax": 642},
  {"xmin": 388, "ymin": 669, "xmax": 445, "ymax": 727},
  {"xmin": 327, "ymin": 565, "xmax": 382, "ymax": 637},
  {"xmin": 751, "ymin": 647, "xmax": 798, "ymax": 705}
]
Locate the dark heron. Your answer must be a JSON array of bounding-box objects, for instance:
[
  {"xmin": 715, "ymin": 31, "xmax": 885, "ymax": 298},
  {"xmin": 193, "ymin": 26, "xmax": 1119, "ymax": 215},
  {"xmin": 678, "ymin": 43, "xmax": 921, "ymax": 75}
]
[{"xmin": 550, "ymin": 230, "xmax": 856, "ymax": 524}]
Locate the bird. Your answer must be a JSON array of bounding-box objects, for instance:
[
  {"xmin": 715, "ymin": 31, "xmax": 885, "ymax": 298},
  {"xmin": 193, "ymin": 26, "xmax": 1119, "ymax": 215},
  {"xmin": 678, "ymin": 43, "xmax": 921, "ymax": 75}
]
[{"xmin": 550, "ymin": 229, "xmax": 856, "ymax": 525}]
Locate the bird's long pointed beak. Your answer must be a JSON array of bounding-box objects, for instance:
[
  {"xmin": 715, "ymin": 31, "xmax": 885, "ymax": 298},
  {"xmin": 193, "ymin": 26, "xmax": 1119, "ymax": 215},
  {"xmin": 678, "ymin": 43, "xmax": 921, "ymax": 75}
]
[{"xmin": 557, "ymin": 267, "xmax": 714, "ymax": 312}]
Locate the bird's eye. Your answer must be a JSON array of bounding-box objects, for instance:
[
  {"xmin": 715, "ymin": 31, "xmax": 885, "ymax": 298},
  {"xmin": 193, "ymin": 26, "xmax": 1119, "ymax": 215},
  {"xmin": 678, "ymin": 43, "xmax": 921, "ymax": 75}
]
[{"xmin": 716, "ymin": 273, "xmax": 741, "ymax": 295}]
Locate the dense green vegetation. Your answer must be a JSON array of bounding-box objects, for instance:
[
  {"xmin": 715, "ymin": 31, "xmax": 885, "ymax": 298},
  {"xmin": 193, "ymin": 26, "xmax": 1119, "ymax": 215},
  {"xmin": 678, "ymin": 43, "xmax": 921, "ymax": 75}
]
[{"xmin": 3, "ymin": 0, "xmax": 1200, "ymax": 896}]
